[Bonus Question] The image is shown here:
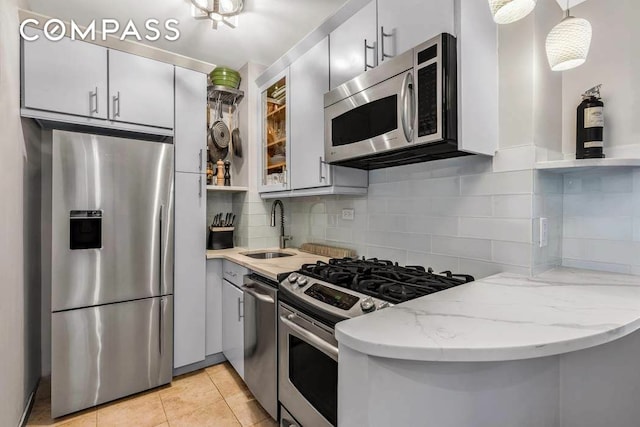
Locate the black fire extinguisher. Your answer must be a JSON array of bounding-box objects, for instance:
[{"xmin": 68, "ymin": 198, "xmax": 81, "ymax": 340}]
[{"xmin": 576, "ymin": 85, "xmax": 604, "ymax": 159}]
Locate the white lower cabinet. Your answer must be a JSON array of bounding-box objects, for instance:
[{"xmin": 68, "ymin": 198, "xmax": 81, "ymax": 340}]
[
  {"xmin": 205, "ymin": 260, "xmax": 223, "ymax": 356},
  {"xmin": 222, "ymin": 278, "xmax": 244, "ymax": 379}
]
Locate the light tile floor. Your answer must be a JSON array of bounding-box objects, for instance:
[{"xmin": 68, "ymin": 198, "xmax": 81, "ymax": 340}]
[{"xmin": 27, "ymin": 362, "xmax": 278, "ymax": 427}]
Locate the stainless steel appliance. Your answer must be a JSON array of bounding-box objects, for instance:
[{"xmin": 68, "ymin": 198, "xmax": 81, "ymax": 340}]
[
  {"xmin": 243, "ymin": 274, "xmax": 279, "ymax": 420},
  {"xmin": 324, "ymin": 33, "xmax": 461, "ymax": 170},
  {"xmin": 48, "ymin": 130, "xmax": 174, "ymax": 417},
  {"xmin": 278, "ymin": 259, "xmax": 474, "ymax": 426}
]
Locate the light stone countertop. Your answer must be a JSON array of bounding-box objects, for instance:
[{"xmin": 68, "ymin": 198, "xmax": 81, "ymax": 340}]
[
  {"xmin": 206, "ymin": 247, "xmax": 331, "ymax": 281},
  {"xmin": 335, "ymin": 267, "xmax": 640, "ymax": 362}
]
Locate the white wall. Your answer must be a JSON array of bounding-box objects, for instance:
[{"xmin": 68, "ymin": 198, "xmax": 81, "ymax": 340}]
[
  {"xmin": 0, "ymin": 0, "xmax": 41, "ymax": 425},
  {"xmin": 561, "ymin": 0, "xmax": 640, "ymax": 158}
]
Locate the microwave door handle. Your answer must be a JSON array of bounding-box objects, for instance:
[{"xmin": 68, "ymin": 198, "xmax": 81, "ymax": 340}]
[{"xmin": 401, "ymin": 72, "xmax": 415, "ymax": 142}]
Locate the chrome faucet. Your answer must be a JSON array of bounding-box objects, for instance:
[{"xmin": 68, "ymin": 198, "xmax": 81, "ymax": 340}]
[{"xmin": 270, "ymin": 199, "xmax": 292, "ymax": 249}]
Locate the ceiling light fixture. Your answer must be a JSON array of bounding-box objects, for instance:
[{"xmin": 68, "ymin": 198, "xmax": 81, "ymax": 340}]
[
  {"xmin": 189, "ymin": 0, "xmax": 243, "ymax": 29},
  {"xmin": 545, "ymin": 1, "xmax": 592, "ymax": 71},
  {"xmin": 488, "ymin": 0, "xmax": 537, "ymax": 24}
]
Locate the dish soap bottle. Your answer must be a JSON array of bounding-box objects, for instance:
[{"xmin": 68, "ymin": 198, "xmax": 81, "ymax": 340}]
[{"xmin": 576, "ymin": 85, "xmax": 604, "ymax": 159}]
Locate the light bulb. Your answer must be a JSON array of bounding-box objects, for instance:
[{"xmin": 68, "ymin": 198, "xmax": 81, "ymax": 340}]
[
  {"xmin": 488, "ymin": 0, "xmax": 537, "ymax": 24},
  {"xmin": 546, "ymin": 16, "xmax": 592, "ymax": 71}
]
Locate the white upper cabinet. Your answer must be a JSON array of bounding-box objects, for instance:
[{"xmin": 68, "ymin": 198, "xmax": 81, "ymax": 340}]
[
  {"xmin": 175, "ymin": 67, "xmax": 207, "ymax": 174},
  {"xmin": 108, "ymin": 50, "xmax": 175, "ymax": 129},
  {"xmin": 377, "ymin": 0, "xmax": 455, "ymax": 61},
  {"xmin": 22, "ymin": 28, "xmax": 108, "ymax": 119},
  {"xmin": 290, "ymin": 37, "xmax": 331, "ymax": 190},
  {"xmin": 329, "ymin": 1, "xmax": 377, "ymax": 89}
]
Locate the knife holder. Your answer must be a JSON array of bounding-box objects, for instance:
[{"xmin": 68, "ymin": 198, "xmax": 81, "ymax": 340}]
[{"xmin": 208, "ymin": 227, "xmax": 234, "ymax": 250}]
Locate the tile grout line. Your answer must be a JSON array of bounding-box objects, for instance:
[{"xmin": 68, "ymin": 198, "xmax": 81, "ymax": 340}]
[
  {"xmin": 157, "ymin": 389, "xmax": 170, "ymax": 427},
  {"xmin": 204, "ymin": 367, "xmax": 244, "ymax": 426}
]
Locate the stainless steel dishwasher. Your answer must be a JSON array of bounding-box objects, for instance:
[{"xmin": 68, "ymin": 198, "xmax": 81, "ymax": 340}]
[{"xmin": 243, "ymin": 273, "xmax": 278, "ymax": 420}]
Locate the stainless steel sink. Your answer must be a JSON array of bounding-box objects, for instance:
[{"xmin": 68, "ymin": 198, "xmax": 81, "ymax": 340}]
[{"xmin": 241, "ymin": 251, "xmax": 295, "ymax": 260}]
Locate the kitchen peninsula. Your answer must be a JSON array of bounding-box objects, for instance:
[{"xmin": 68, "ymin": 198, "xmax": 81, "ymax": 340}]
[{"xmin": 337, "ymin": 268, "xmax": 640, "ymax": 427}]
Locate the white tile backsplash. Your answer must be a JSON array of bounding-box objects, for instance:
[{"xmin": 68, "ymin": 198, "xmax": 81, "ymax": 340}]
[{"xmin": 290, "ymin": 156, "xmax": 538, "ymax": 279}]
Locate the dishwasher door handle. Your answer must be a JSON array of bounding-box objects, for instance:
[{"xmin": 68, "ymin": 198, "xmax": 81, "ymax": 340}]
[{"xmin": 242, "ymin": 285, "xmax": 275, "ymax": 304}]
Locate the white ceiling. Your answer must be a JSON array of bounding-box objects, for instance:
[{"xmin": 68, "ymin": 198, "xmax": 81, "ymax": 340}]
[{"xmin": 26, "ymin": 0, "xmax": 347, "ymax": 69}]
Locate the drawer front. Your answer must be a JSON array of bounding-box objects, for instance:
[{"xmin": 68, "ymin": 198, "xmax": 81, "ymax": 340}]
[{"xmin": 223, "ymin": 260, "xmax": 249, "ymax": 287}]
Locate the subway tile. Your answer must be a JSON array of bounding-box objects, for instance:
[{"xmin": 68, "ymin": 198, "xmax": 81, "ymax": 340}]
[
  {"xmin": 562, "ymin": 238, "xmax": 636, "ymax": 266},
  {"xmin": 493, "ymin": 195, "xmax": 533, "ymax": 218},
  {"xmin": 405, "ymin": 252, "xmax": 460, "ymax": 272},
  {"xmin": 492, "ymin": 241, "xmax": 532, "ymax": 267},
  {"xmin": 405, "ymin": 216, "xmax": 458, "ymax": 236},
  {"xmin": 562, "ymin": 258, "xmax": 632, "ymax": 275},
  {"xmin": 461, "ymin": 170, "xmax": 533, "ymax": 196},
  {"xmin": 366, "ymin": 198, "xmax": 387, "ymax": 214},
  {"xmin": 563, "ymin": 194, "xmax": 633, "ymax": 217},
  {"xmin": 365, "ymin": 246, "xmax": 407, "ymax": 264},
  {"xmin": 430, "ymin": 196, "xmax": 493, "ymax": 217},
  {"xmin": 368, "ymin": 182, "xmax": 409, "ymax": 198},
  {"xmin": 458, "ymin": 259, "xmax": 531, "ymax": 279},
  {"xmin": 368, "ymin": 214, "xmax": 407, "ymax": 232},
  {"xmin": 366, "ymin": 232, "xmax": 431, "ymax": 253},
  {"xmin": 326, "ymin": 227, "xmax": 353, "ymax": 243},
  {"xmin": 368, "ymin": 169, "xmax": 388, "ymax": 184},
  {"xmin": 431, "ymin": 236, "xmax": 492, "ymax": 261},
  {"xmin": 409, "ymin": 176, "xmax": 460, "ymax": 197},
  {"xmin": 564, "ymin": 217, "xmax": 633, "ymax": 241},
  {"xmin": 459, "ymin": 217, "xmax": 532, "ymax": 243}
]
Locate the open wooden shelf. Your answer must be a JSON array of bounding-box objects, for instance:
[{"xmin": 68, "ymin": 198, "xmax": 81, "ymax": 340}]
[
  {"xmin": 267, "ymin": 162, "xmax": 287, "ymax": 170},
  {"xmin": 535, "ymin": 158, "xmax": 640, "ymax": 173},
  {"xmin": 206, "ymin": 185, "xmax": 249, "ymax": 193},
  {"xmin": 267, "ymin": 137, "xmax": 286, "ymax": 147},
  {"xmin": 266, "ymin": 104, "xmax": 286, "ymax": 118}
]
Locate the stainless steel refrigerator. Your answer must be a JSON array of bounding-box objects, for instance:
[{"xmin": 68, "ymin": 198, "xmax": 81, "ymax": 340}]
[{"xmin": 48, "ymin": 130, "xmax": 174, "ymax": 417}]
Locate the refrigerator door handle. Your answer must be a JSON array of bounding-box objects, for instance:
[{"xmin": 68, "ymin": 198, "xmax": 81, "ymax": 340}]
[
  {"xmin": 159, "ymin": 204, "xmax": 164, "ymax": 296},
  {"xmin": 159, "ymin": 297, "xmax": 165, "ymax": 354}
]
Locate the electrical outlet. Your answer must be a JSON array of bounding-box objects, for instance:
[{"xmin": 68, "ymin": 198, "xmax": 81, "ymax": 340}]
[
  {"xmin": 539, "ymin": 218, "xmax": 549, "ymax": 248},
  {"xmin": 342, "ymin": 209, "xmax": 355, "ymax": 221}
]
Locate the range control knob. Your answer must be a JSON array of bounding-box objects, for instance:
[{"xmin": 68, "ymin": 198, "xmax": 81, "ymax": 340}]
[
  {"xmin": 288, "ymin": 273, "xmax": 299, "ymax": 283},
  {"xmin": 297, "ymin": 276, "xmax": 308, "ymax": 286},
  {"xmin": 360, "ymin": 297, "xmax": 376, "ymax": 313},
  {"xmin": 378, "ymin": 301, "xmax": 393, "ymax": 310}
]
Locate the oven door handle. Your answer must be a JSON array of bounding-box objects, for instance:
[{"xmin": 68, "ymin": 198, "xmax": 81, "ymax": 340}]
[
  {"xmin": 281, "ymin": 314, "xmax": 338, "ymax": 360},
  {"xmin": 400, "ymin": 71, "xmax": 415, "ymax": 143}
]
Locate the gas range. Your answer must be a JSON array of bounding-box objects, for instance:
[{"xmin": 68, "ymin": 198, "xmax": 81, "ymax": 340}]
[{"xmin": 278, "ymin": 257, "xmax": 474, "ymax": 326}]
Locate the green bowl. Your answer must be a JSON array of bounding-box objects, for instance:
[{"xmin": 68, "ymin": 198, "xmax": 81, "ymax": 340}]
[
  {"xmin": 212, "ymin": 78, "xmax": 240, "ymax": 89},
  {"xmin": 210, "ymin": 67, "xmax": 240, "ymax": 81}
]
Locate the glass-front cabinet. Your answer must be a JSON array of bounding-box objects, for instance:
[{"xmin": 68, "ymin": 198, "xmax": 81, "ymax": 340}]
[{"xmin": 259, "ymin": 69, "xmax": 290, "ymax": 193}]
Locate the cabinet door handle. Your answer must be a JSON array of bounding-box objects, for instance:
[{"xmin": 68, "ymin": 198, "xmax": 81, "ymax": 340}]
[
  {"xmin": 199, "ymin": 149, "xmax": 203, "ymax": 171},
  {"xmin": 198, "ymin": 175, "xmax": 203, "ymax": 198},
  {"xmin": 380, "ymin": 26, "xmax": 394, "ymax": 62},
  {"xmin": 237, "ymin": 297, "xmax": 243, "ymax": 321},
  {"xmin": 89, "ymin": 87, "xmax": 98, "ymax": 115},
  {"xmin": 319, "ymin": 157, "xmax": 327, "ymax": 182},
  {"xmin": 364, "ymin": 39, "xmax": 377, "ymax": 71},
  {"xmin": 112, "ymin": 91, "xmax": 121, "ymax": 118}
]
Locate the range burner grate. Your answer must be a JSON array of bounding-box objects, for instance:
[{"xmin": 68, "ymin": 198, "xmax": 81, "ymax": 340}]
[{"xmin": 299, "ymin": 257, "xmax": 474, "ymax": 304}]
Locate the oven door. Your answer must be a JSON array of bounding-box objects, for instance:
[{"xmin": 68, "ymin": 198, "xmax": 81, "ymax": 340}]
[
  {"xmin": 324, "ymin": 52, "xmax": 415, "ymax": 165},
  {"xmin": 279, "ymin": 303, "xmax": 338, "ymax": 427}
]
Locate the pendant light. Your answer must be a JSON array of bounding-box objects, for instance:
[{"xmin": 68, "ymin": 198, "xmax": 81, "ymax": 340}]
[
  {"xmin": 545, "ymin": 1, "xmax": 592, "ymax": 71},
  {"xmin": 488, "ymin": 0, "xmax": 537, "ymax": 24}
]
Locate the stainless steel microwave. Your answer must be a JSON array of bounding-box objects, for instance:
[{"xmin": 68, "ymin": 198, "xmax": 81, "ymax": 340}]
[{"xmin": 324, "ymin": 33, "xmax": 465, "ymax": 170}]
